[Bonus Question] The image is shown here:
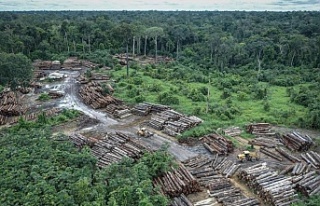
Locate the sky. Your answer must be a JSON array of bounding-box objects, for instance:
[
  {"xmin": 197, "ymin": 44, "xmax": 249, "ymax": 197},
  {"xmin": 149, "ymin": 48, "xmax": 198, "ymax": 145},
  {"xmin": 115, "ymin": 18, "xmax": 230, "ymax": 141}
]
[{"xmin": 0, "ymin": 0, "xmax": 319, "ymax": 11}]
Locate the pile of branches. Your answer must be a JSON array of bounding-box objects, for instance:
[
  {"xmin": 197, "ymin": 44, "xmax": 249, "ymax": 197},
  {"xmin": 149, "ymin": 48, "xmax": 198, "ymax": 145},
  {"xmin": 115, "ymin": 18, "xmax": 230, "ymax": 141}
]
[
  {"xmin": 200, "ymin": 133, "xmax": 234, "ymax": 155},
  {"xmin": 69, "ymin": 132, "xmax": 150, "ymax": 167},
  {"xmin": 171, "ymin": 194, "xmax": 193, "ymax": 206},
  {"xmin": 153, "ymin": 164, "xmax": 201, "ymax": 197},
  {"xmin": 208, "ymin": 178, "xmax": 259, "ymax": 206},
  {"xmin": 0, "ymin": 91, "xmax": 27, "ymax": 116},
  {"xmin": 148, "ymin": 110, "xmax": 202, "ymax": 136},
  {"xmin": 238, "ymin": 163, "xmax": 297, "ymax": 206},
  {"xmin": 301, "ymin": 151, "xmax": 320, "ymax": 168},
  {"xmin": 281, "ymin": 132, "xmax": 313, "ymax": 152},
  {"xmin": 131, "ymin": 102, "xmax": 170, "ymax": 116},
  {"xmin": 79, "ymin": 81, "xmax": 122, "ymax": 109},
  {"xmin": 246, "ymin": 123, "xmax": 275, "ymax": 138},
  {"xmin": 294, "ymin": 171, "xmax": 320, "ymax": 197}
]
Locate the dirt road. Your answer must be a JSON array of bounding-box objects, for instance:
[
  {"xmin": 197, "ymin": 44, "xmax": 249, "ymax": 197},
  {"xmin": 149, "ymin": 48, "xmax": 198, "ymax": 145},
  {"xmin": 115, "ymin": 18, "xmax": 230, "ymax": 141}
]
[{"xmin": 52, "ymin": 70, "xmax": 199, "ymax": 161}]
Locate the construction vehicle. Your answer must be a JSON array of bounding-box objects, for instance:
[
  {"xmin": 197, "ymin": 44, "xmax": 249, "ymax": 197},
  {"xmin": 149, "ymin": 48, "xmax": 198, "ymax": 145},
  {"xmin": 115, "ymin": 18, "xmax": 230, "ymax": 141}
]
[
  {"xmin": 237, "ymin": 151, "xmax": 260, "ymax": 162},
  {"xmin": 136, "ymin": 127, "xmax": 154, "ymax": 138}
]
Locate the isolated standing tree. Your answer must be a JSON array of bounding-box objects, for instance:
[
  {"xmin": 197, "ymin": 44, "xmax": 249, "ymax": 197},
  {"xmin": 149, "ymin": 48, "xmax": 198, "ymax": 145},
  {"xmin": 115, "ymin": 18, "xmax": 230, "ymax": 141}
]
[{"xmin": 146, "ymin": 27, "xmax": 164, "ymax": 63}]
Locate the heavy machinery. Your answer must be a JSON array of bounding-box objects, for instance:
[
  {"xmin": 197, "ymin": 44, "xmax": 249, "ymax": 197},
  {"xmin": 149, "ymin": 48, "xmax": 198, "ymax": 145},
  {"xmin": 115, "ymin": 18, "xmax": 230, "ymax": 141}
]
[
  {"xmin": 136, "ymin": 127, "xmax": 154, "ymax": 138},
  {"xmin": 237, "ymin": 151, "xmax": 260, "ymax": 162}
]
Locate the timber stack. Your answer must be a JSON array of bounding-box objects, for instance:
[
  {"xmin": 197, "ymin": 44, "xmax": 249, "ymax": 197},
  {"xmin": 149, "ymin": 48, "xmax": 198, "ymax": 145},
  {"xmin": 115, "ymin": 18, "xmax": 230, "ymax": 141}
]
[
  {"xmin": 200, "ymin": 133, "xmax": 234, "ymax": 155},
  {"xmin": 294, "ymin": 171, "xmax": 320, "ymax": 197},
  {"xmin": 246, "ymin": 123, "xmax": 276, "ymax": 138},
  {"xmin": 171, "ymin": 194, "xmax": 193, "ymax": 206},
  {"xmin": 0, "ymin": 91, "xmax": 27, "ymax": 116},
  {"xmin": 301, "ymin": 151, "xmax": 320, "ymax": 168},
  {"xmin": 223, "ymin": 126, "xmax": 242, "ymax": 137},
  {"xmin": 249, "ymin": 137, "xmax": 281, "ymax": 148},
  {"xmin": 183, "ymin": 155, "xmax": 240, "ymax": 186},
  {"xmin": 281, "ymin": 132, "xmax": 313, "ymax": 152},
  {"xmin": 148, "ymin": 109, "xmax": 201, "ymax": 136},
  {"xmin": 69, "ymin": 133, "xmax": 98, "ymax": 148},
  {"xmin": 260, "ymin": 147, "xmax": 283, "ymax": 162},
  {"xmin": 238, "ymin": 163, "xmax": 298, "ymax": 206},
  {"xmin": 208, "ymin": 178, "xmax": 260, "ymax": 206},
  {"xmin": 83, "ymin": 132, "xmax": 151, "ymax": 167},
  {"xmin": 275, "ymin": 147, "xmax": 301, "ymax": 163},
  {"xmin": 48, "ymin": 91, "xmax": 64, "ymax": 99},
  {"xmin": 79, "ymin": 81, "xmax": 122, "ymax": 109},
  {"xmin": 153, "ymin": 164, "xmax": 201, "ymax": 197}
]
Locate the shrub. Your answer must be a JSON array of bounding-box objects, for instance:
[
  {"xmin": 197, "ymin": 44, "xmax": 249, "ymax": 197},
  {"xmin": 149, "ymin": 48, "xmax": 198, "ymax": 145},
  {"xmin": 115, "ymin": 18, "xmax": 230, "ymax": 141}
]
[{"xmin": 38, "ymin": 93, "xmax": 50, "ymax": 101}]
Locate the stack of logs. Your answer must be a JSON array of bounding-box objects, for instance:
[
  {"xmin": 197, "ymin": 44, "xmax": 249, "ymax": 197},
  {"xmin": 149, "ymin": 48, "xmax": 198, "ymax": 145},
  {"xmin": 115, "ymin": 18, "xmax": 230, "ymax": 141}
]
[
  {"xmin": 183, "ymin": 155, "xmax": 240, "ymax": 186},
  {"xmin": 246, "ymin": 123, "xmax": 276, "ymax": 138},
  {"xmin": 200, "ymin": 133, "xmax": 234, "ymax": 155},
  {"xmin": 69, "ymin": 132, "xmax": 150, "ymax": 167},
  {"xmin": 153, "ymin": 164, "xmax": 201, "ymax": 197},
  {"xmin": 104, "ymin": 104, "xmax": 131, "ymax": 118},
  {"xmin": 0, "ymin": 91, "xmax": 27, "ymax": 116},
  {"xmin": 48, "ymin": 91, "xmax": 64, "ymax": 99},
  {"xmin": 79, "ymin": 81, "xmax": 122, "ymax": 109},
  {"xmin": 171, "ymin": 194, "xmax": 193, "ymax": 206},
  {"xmin": 223, "ymin": 126, "xmax": 242, "ymax": 137},
  {"xmin": 148, "ymin": 110, "xmax": 202, "ymax": 136},
  {"xmin": 238, "ymin": 163, "xmax": 298, "ymax": 206},
  {"xmin": 249, "ymin": 137, "xmax": 280, "ymax": 148},
  {"xmin": 301, "ymin": 151, "xmax": 320, "ymax": 168},
  {"xmin": 281, "ymin": 132, "xmax": 313, "ymax": 152},
  {"xmin": 294, "ymin": 171, "xmax": 320, "ymax": 197},
  {"xmin": 208, "ymin": 178, "xmax": 260, "ymax": 206},
  {"xmin": 131, "ymin": 102, "xmax": 170, "ymax": 116},
  {"xmin": 275, "ymin": 147, "xmax": 301, "ymax": 163}
]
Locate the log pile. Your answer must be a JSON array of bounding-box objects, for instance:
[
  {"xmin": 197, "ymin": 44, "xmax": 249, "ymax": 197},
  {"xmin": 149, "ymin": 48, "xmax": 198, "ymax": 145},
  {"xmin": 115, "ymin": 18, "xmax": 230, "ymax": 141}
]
[
  {"xmin": 90, "ymin": 132, "xmax": 150, "ymax": 167},
  {"xmin": 208, "ymin": 178, "xmax": 260, "ymax": 206},
  {"xmin": 281, "ymin": 132, "xmax": 313, "ymax": 152},
  {"xmin": 194, "ymin": 198, "xmax": 218, "ymax": 206},
  {"xmin": 104, "ymin": 104, "xmax": 128, "ymax": 115},
  {"xmin": 0, "ymin": 91, "xmax": 27, "ymax": 116},
  {"xmin": 246, "ymin": 123, "xmax": 276, "ymax": 138},
  {"xmin": 183, "ymin": 155, "xmax": 240, "ymax": 186},
  {"xmin": 223, "ymin": 126, "xmax": 242, "ymax": 137},
  {"xmin": 238, "ymin": 163, "xmax": 297, "ymax": 206},
  {"xmin": 153, "ymin": 164, "xmax": 201, "ymax": 197},
  {"xmin": 79, "ymin": 81, "xmax": 122, "ymax": 109},
  {"xmin": 69, "ymin": 133, "xmax": 98, "ymax": 148},
  {"xmin": 294, "ymin": 171, "xmax": 320, "ymax": 197},
  {"xmin": 200, "ymin": 133, "xmax": 234, "ymax": 155},
  {"xmin": 260, "ymin": 147, "xmax": 283, "ymax": 162},
  {"xmin": 171, "ymin": 194, "xmax": 193, "ymax": 206},
  {"xmin": 131, "ymin": 102, "xmax": 171, "ymax": 116},
  {"xmin": 0, "ymin": 107, "xmax": 61, "ymax": 125},
  {"xmin": 275, "ymin": 147, "xmax": 301, "ymax": 163},
  {"xmin": 62, "ymin": 57, "xmax": 82, "ymax": 69},
  {"xmin": 249, "ymin": 137, "xmax": 281, "ymax": 148},
  {"xmin": 147, "ymin": 110, "xmax": 201, "ymax": 136},
  {"xmin": 301, "ymin": 151, "xmax": 320, "ymax": 168},
  {"xmin": 48, "ymin": 91, "xmax": 64, "ymax": 99}
]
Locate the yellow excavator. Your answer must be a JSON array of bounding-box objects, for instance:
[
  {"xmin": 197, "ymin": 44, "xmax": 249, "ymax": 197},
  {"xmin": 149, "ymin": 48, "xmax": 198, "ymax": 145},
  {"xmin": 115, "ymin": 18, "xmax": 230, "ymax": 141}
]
[
  {"xmin": 136, "ymin": 127, "xmax": 154, "ymax": 138},
  {"xmin": 237, "ymin": 151, "xmax": 260, "ymax": 162}
]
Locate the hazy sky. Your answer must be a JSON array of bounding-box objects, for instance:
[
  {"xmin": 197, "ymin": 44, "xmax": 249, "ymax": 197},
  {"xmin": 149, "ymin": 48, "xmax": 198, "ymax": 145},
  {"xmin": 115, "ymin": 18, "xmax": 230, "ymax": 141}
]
[{"xmin": 0, "ymin": 0, "xmax": 319, "ymax": 11}]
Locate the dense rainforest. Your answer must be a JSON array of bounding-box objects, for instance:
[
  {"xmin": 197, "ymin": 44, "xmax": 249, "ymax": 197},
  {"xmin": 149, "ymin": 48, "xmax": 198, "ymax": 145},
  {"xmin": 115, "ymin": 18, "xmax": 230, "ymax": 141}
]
[
  {"xmin": 1, "ymin": 10, "xmax": 320, "ymax": 205},
  {"xmin": 1, "ymin": 10, "xmax": 319, "ymax": 130}
]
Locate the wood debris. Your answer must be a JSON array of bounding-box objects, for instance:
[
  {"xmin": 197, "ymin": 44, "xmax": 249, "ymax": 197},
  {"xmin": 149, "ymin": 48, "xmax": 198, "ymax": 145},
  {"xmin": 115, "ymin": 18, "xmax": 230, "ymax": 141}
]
[
  {"xmin": 208, "ymin": 178, "xmax": 260, "ymax": 206},
  {"xmin": 0, "ymin": 91, "xmax": 27, "ymax": 116},
  {"xmin": 238, "ymin": 163, "xmax": 298, "ymax": 206},
  {"xmin": 48, "ymin": 91, "xmax": 64, "ymax": 99},
  {"xmin": 153, "ymin": 164, "xmax": 201, "ymax": 197},
  {"xmin": 200, "ymin": 133, "xmax": 234, "ymax": 155},
  {"xmin": 281, "ymin": 132, "xmax": 313, "ymax": 152},
  {"xmin": 79, "ymin": 81, "xmax": 122, "ymax": 109}
]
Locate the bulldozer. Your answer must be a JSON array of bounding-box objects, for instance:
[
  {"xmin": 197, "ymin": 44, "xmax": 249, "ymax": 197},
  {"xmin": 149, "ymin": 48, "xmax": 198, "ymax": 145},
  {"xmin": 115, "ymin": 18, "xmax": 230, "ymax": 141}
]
[
  {"xmin": 136, "ymin": 127, "xmax": 154, "ymax": 138},
  {"xmin": 237, "ymin": 151, "xmax": 260, "ymax": 162}
]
